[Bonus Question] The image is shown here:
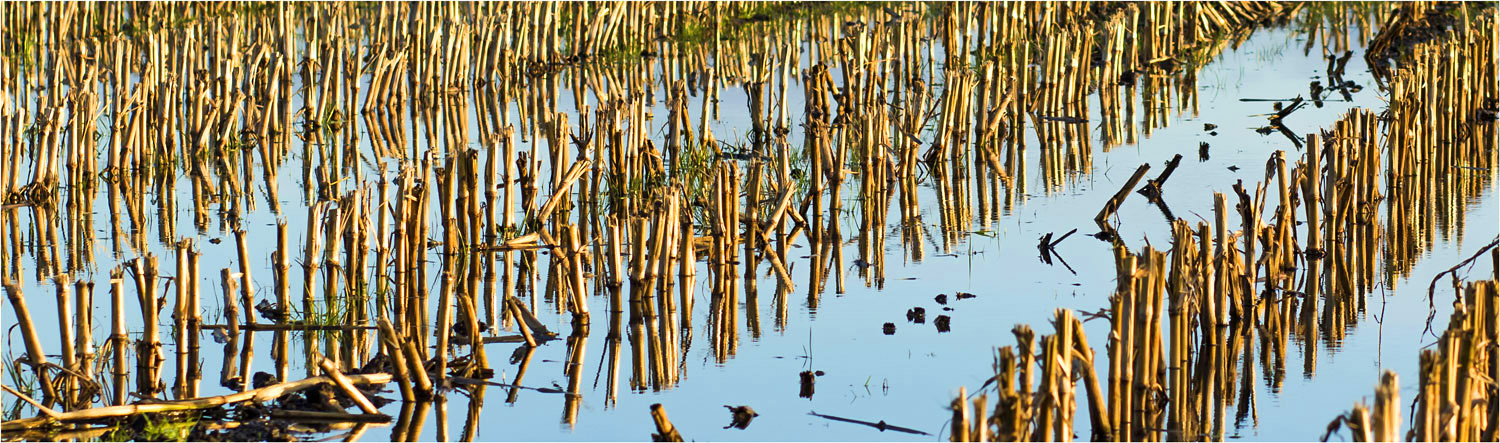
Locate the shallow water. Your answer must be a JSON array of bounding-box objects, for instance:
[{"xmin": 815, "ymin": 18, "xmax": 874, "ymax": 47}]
[{"xmin": 4, "ymin": 5, "xmax": 1497, "ymax": 442}]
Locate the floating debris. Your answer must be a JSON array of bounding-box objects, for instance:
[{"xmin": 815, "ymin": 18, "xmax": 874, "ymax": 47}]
[
  {"xmin": 799, "ymin": 371, "xmax": 817, "ymax": 399},
  {"xmin": 722, "ymin": 405, "xmax": 758, "ymax": 430},
  {"xmin": 906, "ymin": 307, "xmax": 926, "ymax": 324}
]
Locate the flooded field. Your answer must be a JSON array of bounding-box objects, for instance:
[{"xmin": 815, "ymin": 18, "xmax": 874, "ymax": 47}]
[{"xmin": 1, "ymin": 2, "xmax": 1497, "ymax": 442}]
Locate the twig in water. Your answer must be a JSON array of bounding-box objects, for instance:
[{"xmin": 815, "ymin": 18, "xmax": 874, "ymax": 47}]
[
  {"xmin": 807, "ymin": 411, "xmax": 931, "ymax": 435},
  {"xmin": 1423, "ymin": 236, "xmax": 1500, "ymax": 337}
]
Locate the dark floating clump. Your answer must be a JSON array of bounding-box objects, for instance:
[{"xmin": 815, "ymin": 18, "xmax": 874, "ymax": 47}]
[
  {"xmin": 934, "ymin": 316, "xmax": 951, "ymax": 333},
  {"xmin": 722, "ymin": 405, "xmax": 758, "ymax": 430},
  {"xmin": 906, "ymin": 307, "xmax": 926, "ymax": 324},
  {"xmin": 251, "ymin": 372, "xmax": 279, "ymax": 389},
  {"xmin": 799, "ymin": 371, "xmax": 816, "ymax": 399}
]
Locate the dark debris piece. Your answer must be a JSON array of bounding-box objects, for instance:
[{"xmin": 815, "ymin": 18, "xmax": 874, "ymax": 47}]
[
  {"xmin": 800, "ymin": 371, "xmax": 816, "ymax": 399},
  {"xmin": 254, "ymin": 299, "xmax": 283, "ymax": 322},
  {"xmin": 723, "ymin": 405, "xmax": 758, "ymax": 430},
  {"xmin": 935, "ymin": 315, "xmax": 951, "ymax": 333},
  {"xmin": 882, "ymin": 322, "xmax": 896, "ymax": 335},
  {"xmin": 220, "ymin": 375, "xmax": 245, "ymax": 391},
  {"xmin": 906, "ymin": 307, "xmax": 926, "ymax": 324},
  {"xmin": 252, "ymin": 372, "xmax": 279, "ymax": 389}
]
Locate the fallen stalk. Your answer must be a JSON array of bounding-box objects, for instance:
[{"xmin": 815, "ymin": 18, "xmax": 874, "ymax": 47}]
[{"xmin": 1, "ymin": 373, "xmax": 392, "ymax": 430}]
